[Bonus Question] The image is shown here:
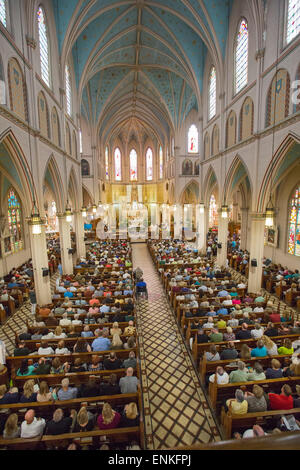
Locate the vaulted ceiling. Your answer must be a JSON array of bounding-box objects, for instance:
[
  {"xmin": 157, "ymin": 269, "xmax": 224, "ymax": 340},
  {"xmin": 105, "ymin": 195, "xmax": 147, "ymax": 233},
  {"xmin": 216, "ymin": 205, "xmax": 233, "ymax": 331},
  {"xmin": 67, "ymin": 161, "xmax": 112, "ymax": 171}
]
[{"xmin": 53, "ymin": 0, "xmax": 233, "ymax": 144}]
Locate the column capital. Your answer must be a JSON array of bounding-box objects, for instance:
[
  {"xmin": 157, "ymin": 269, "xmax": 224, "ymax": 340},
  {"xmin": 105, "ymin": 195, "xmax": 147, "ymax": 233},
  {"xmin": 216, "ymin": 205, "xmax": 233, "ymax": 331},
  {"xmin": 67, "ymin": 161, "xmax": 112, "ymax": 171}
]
[
  {"xmin": 249, "ymin": 211, "xmax": 265, "ymax": 221},
  {"xmin": 56, "ymin": 212, "xmax": 66, "ymax": 219},
  {"xmin": 26, "ymin": 36, "xmax": 37, "ymax": 49}
]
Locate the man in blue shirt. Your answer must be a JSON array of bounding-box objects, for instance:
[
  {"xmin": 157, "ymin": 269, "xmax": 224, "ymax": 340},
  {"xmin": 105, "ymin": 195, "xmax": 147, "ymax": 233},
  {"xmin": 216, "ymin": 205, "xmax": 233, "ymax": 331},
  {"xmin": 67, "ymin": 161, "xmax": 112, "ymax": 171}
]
[
  {"xmin": 217, "ymin": 307, "xmax": 228, "ymax": 315},
  {"xmin": 217, "ymin": 289, "xmax": 229, "ymax": 297},
  {"xmin": 63, "ymin": 288, "xmax": 74, "ymax": 299},
  {"xmin": 91, "ymin": 331, "xmax": 111, "ymax": 351}
]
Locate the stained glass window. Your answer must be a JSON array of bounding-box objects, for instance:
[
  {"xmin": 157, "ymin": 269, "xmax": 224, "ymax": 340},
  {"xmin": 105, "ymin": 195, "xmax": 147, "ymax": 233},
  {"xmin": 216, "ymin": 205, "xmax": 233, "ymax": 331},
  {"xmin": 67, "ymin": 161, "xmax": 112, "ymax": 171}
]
[
  {"xmin": 188, "ymin": 125, "xmax": 198, "ymax": 153},
  {"xmin": 130, "ymin": 149, "xmax": 137, "ymax": 181},
  {"xmin": 288, "ymin": 185, "xmax": 300, "ymax": 256},
  {"xmin": 37, "ymin": 6, "xmax": 50, "ymax": 87},
  {"xmin": 105, "ymin": 146, "xmax": 109, "ymax": 180},
  {"xmin": 235, "ymin": 19, "xmax": 248, "ymax": 95},
  {"xmin": 146, "ymin": 147, "xmax": 153, "ymax": 181},
  {"xmin": 0, "ymin": 0, "xmax": 6, "ymax": 27},
  {"xmin": 209, "ymin": 194, "xmax": 218, "ymax": 227},
  {"xmin": 7, "ymin": 189, "xmax": 23, "ymax": 253},
  {"xmin": 65, "ymin": 64, "xmax": 72, "ymax": 116},
  {"xmin": 114, "ymin": 147, "xmax": 121, "ymax": 181},
  {"xmin": 159, "ymin": 146, "xmax": 163, "ymax": 179},
  {"xmin": 208, "ymin": 66, "xmax": 216, "ymax": 120},
  {"xmin": 287, "ymin": 0, "xmax": 300, "ymax": 43}
]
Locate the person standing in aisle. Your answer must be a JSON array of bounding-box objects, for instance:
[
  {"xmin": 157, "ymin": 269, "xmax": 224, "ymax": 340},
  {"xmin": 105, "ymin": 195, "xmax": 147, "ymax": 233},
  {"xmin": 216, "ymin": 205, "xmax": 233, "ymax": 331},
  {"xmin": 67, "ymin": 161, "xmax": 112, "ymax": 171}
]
[{"xmin": 29, "ymin": 288, "xmax": 37, "ymax": 316}]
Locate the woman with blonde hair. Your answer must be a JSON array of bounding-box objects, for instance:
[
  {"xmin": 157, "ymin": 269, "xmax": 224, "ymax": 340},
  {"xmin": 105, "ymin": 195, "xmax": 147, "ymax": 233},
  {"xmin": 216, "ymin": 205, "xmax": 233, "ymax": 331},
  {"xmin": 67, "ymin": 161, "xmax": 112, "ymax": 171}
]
[
  {"xmin": 37, "ymin": 381, "xmax": 53, "ymax": 402},
  {"xmin": 3, "ymin": 413, "xmax": 20, "ymax": 439},
  {"xmin": 20, "ymin": 379, "xmax": 37, "ymax": 403},
  {"xmin": 120, "ymin": 402, "xmax": 139, "ymax": 427},
  {"xmin": 110, "ymin": 322, "xmax": 122, "ymax": 336},
  {"xmin": 72, "ymin": 406, "xmax": 96, "ymax": 432},
  {"xmin": 244, "ymin": 385, "xmax": 267, "ymax": 413},
  {"xmin": 111, "ymin": 333, "xmax": 124, "ymax": 350},
  {"xmin": 261, "ymin": 335, "xmax": 278, "ymax": 356},
  {"xmin": 53, "ymin": 325, "xmax": 66, "ymax": 338},
  {"xmin": 239, "ymin": 343, "xmax": 251, "ymax": 360},
  {"xmin": 97, "ymin": 402, "xmax": 121, "ymax": 430},
  {"xmin": 223, "ymin": 326, "xmax": 236, "ymax": 342}
]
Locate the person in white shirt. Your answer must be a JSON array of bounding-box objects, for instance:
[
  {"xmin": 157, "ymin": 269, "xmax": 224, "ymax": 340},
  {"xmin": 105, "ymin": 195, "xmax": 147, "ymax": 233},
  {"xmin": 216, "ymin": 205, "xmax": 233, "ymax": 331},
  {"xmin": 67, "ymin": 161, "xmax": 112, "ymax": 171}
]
[
  {"xmin": 38, "ymin": 342, "xmax": 54, "ymax": 355},
  {"xmin": 72, "ymin": 313, "xmax": 82, "ymax": 325},
  {"xmin": 237, "ymin": 283, "xmax": 247, "ymax": 289},
  {"xmin": 253, "ymin": 306, "xmax": 264, "ymax": 313},
  {"xmin": 223, "ymin": 296, "xmax": 233, "ymax": 306},
  {"xmin": 203, "ymin": 319, "xmax": 214, "ymax": 329},
  {"xmin": 59, "ymin": 312, "xmax": 72, "ymax": 327},
  {"xmin": 21, "ymin": 409, "xmax": 45, "ymax": 438},
  {"xmin": 55, "ymin": 340, "xmax": 70, "ymax": 355},
  {"xmin": 251, "ymin": 324, "xmax": 264, "ymax": 339},
  {"xmin": 209, "ymin": 366, "xmax": 229, "ymax": 384}
]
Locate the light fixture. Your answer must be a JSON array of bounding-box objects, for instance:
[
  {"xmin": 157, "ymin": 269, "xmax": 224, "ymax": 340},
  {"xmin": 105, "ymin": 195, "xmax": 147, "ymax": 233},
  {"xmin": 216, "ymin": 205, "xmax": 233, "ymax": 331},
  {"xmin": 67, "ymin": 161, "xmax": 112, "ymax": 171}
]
[
  {"xmin": 265, "ymin": 205, "xmax": 275, "ymax": 227},
  {"xmin": 92, "ymin": 204, "xmax": 97, "ymax": 214},
  {"xmin": 28, "ymin": 203, "xmax": 44, "ymax": 235},
  {"xmin": 65, "ymin": 205, "xmax": 73, "ymax": 222},
  {"xmin": 199, "ymin": 203, "xmax": 205, "ymax": 214},
  {"xmin": 81, "ymin": 206, "xmax": 87, "ymax": 218},
  {"xmin": 221, "ymin": 205, "xmax": 229, "ymax": 218}
]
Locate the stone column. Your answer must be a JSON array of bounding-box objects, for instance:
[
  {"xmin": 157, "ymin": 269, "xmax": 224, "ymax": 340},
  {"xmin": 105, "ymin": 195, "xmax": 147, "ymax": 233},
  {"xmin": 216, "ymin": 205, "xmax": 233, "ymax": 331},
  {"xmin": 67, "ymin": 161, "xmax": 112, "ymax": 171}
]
[
  {"xmin": 74, "ymin": 211, "xmax": 86, "ymax": 259},
  {"xmin": 248, "ymin": 213, "xmax": 265, "ymax": 294},
  {"xmin": 28, "ymin": 226, "xmax": 52, "ymax": 305},
  {"xmin": 58, "ymin": 214, "xmax": 74, "ymax": 275},
  {"xmin": 196, "ymin": 205, "xmax": 206, "ymax": 253},
  {"xmin": 216, "ymin": 212, "xmax": 229, "ymax": 267},
  {"xmin": 240, "ymin": 207, "xmax": 249, "ymax": 251}
]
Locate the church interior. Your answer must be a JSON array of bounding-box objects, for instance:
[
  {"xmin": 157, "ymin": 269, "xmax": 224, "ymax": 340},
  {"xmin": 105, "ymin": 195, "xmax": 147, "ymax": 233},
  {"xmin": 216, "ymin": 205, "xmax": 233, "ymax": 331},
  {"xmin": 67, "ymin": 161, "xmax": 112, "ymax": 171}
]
[{"xmin": 0, "ymin": 0, "xmax": 300, "ymax": 451}]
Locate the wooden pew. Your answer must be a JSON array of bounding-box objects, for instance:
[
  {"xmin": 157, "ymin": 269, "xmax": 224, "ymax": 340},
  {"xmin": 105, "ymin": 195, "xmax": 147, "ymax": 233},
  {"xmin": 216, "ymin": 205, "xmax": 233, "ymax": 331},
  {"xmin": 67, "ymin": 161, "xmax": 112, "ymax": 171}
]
[
  {"xmin": 199, "ymin": 353, "xmax": 293, "ymax": 382},
  {"xmin": 208, "ymin": 376, "xmax": 300, "ymax": 412},
  {"xmin": 222, "ymin": 407, "xmax": 300, "ymax": 440}
]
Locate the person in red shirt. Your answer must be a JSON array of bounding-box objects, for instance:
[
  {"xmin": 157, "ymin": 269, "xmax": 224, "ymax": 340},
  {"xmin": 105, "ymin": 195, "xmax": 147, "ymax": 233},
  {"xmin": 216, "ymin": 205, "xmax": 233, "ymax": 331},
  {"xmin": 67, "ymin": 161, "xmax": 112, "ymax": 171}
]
[
  {"xmin": 269, "ymin": 311, "xmax": 281, "ymax": 323},
  {"xmin": 268, "ymin": 384, "xmax": 294, "ymax": 410},
  {"xmin": 89, "ymin": 298, "xmax": 100, "ymax": 306},
  {"xmin": 97, "ymin": 403, "xmax": 121, "ymax": 430}
]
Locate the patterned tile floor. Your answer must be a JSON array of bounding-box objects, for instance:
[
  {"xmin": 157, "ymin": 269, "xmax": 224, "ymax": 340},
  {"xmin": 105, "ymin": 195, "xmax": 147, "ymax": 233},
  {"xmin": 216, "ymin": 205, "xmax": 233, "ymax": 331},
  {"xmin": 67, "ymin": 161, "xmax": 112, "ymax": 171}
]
[{"xmin": 131, "ymin": 243, "xmax": 221, "ymax": 449}]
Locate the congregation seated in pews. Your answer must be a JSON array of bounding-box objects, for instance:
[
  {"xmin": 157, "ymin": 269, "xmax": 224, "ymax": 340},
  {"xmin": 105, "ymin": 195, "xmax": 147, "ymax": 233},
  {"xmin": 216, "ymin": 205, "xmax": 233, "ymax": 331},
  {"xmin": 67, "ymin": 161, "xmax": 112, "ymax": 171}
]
[
  {"xmin": 147, "ymin": 238, "xmax": 300, "ymax": 443},
  {"xmin": 0, "ymin": 239, "xmax": 144, "ymax": 450}
]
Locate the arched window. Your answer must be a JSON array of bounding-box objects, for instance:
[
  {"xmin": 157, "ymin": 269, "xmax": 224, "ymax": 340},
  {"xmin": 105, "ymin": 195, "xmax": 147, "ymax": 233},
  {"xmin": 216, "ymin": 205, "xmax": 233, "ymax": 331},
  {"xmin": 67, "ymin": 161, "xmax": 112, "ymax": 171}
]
[
  {"xmin": 51, "ymin": 107, "xmax": 60, "ymax": 147},
  {"xmin": 209, "ymin": 194, "xmax": 218, "ymax": 227},
  {"xmin": 65, "ymin": 64, "xmax": 72, "ymax": 116},
  {"xmin": 130, "ymin": 149, "xmax": 138, "ymax": 181},
  {"xmin": 208, "ymin": 66, "xmax": 216, "ymax": 120},
  {"xmin": 7, "ymin": 188, "xmax": 23, "ymax": 253},
  {"xmin": 288, "ymin": 184, "xmax": 300, "ymax": 256},
  {"xmin": 114, "ymin": 147, "xmax": 121, "ymax": 181},
  {"xmin": 286, "ymin": 0, "xmax": 300, "ymax": 44},
  {"xmin": 81, "ymin": 159, "xmax": 90, "ymax": 177},
  {"xmin": 37, "ymin": 6, "xmax": 50, "ymax": 87},
  {"xmin": 146, "ymin": 148, "xmax": 153, "ymax": 181},
  {"xmin": 234, "ymin": 19, "xmax": 248, "ymax": 95},
  {"xmin": 159, "ymin": 145, "xmax": 163, "ymax": 179},
  {"xmin": 105, "ymin": 146, "xmax": 109, "ymax": 180},
  {"xmin": 0, "ymin": 0, "xmax": 7, "ymax": 27},
  {"xmin": 188, "ymin": 125, "xmax": 198, "ymax": 154}
]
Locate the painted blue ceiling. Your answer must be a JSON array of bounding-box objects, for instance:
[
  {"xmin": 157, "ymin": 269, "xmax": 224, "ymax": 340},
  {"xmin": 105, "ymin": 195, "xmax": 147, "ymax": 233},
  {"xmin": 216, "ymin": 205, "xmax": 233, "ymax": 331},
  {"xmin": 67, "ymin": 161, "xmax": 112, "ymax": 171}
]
[{"xmin": 53, "ymin": 0, "xmax": 233, "ymax": 139}]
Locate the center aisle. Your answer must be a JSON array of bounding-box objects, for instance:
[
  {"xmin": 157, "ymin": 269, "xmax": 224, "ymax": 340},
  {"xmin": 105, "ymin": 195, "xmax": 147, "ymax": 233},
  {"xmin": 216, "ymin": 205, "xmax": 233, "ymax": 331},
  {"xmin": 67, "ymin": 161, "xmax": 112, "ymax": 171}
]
[{"xmin": 131, "ymin": 242, "xmax": 221, "ymax": 449}]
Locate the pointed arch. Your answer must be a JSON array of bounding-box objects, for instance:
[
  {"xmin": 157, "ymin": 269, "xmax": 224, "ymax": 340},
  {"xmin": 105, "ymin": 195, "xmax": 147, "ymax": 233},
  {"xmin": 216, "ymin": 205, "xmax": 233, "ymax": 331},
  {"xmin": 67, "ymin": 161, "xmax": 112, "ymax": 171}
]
[
  {"xmin": 203, "ymin": 165, "xmax": 219, "ymax": 207},
  {"xmin": 68, "ymin": 166, "xmax": 79, "ymax": 211},
  {"xmin": 222, "ymin": 155, "xmax": 253, "ymax": 207},
  {"xmin": 0, "ymin": 129, "xmax": 36, "ymax": 215},
  {"xmin": 265, "ymin": 69, "xmax": 291, "ymax": 128},
  {"xmin": 257, "ymin": 133, "xmax": 300, "ymax": 212},
  {"xmin": 239, "ymin": 96, "xmax": 254, "ymax": 141},
  {"xmin": 226, "ymin": 110, "xmax": 237, "ymax": 148},
  {"xmin": 7, "ymin": 57, "xmax": 28, "ymax": 121},
  {"xmin": 37, "ymin": 90, "xmax": 50, "ymax": 138},
  {"xmin": 42, "ymin": 154, "xmax": 64, "ymax": 213},
  {"xmin": 180, "ymin": 179, "xmax": 199, "ymax": 205}
]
